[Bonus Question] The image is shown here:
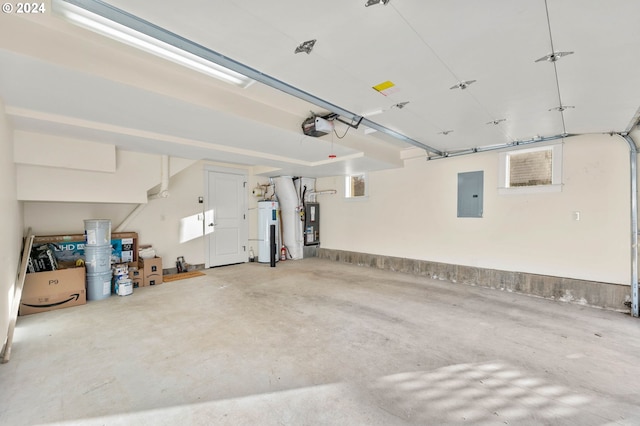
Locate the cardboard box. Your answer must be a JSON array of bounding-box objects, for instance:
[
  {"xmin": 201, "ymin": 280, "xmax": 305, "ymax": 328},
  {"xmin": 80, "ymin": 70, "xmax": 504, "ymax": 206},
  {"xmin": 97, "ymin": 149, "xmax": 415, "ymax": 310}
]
[
  {"xmin": 139, "ymin": 257, "xmax": 163, "ymax": 286},
  {"xmin": 20, "ymin": 267, "xmax": 87, "ymax": 316},
  {"xmin": 120, "ymin": 237, "xmax": 135, "ymax": 262},
  {"xmin": 128, "ymin": 264, "xmax": 144, "ymax": 288},
  {"xmin": 33, "ymin": 232, "xmax": 138, "ymax": 263}
]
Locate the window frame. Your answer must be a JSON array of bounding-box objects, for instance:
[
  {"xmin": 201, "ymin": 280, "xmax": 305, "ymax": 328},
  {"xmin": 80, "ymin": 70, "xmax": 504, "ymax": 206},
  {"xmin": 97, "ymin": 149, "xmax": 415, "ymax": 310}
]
[
  {"xmin": 498, "ymin": 143, "xmax": 563, "ymax": 195},
  {"xmin": 345, "ymin": 173, "xmax": 368, "ymax": 199}
]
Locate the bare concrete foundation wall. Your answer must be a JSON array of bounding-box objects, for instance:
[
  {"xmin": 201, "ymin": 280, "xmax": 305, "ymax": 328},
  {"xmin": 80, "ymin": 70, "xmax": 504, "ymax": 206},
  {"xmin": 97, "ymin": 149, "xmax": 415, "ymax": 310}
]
[{"xmin": 318, "ymin": 248, "xmax": 631, "ymax": 313}]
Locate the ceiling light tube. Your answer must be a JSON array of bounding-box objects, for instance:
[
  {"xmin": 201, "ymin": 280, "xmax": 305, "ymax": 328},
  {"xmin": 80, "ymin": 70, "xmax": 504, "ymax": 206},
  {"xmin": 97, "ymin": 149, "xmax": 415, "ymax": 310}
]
[
  {"xmin": 52, "ymin": 0, "xmax": 254, "ymax": 88},
  {"xmin": 52, "ymin": 0, "xmax": 440, "ymax": 154}
]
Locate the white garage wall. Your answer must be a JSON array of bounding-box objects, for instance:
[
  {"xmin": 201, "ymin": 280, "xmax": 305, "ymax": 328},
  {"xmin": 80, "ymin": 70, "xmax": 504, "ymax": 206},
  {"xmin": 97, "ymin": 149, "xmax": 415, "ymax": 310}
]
[
  {"xmin": 20, "ymin": 132, "xmax": 636, "ymax": 284},
  {"xmin": 23, "ymin": 161, "xmax": 263, "ymax": 271},
  {"xmin": 14, "ymin": 131, "xmax": 117, "ymax": 173},
  {"xmin": 317, "ymin": 134, "xmax": 631, "ymax": 285},
  {"xmin": 0, "ymin": 100, "xmax": 24, "ymax": 348},
  {"xmin": 24, "ymin": 202, "xmax": 137, "ymax": 236},
  {"xmin": 124, "ymin": 161, "xmax": 211, "ymax": 269},
  {"xmin": 16, "ymin": 147, "xmax": 163, "ymax": 204},
  {"xmin": 23, "ymin": 164, "xmax": 207, "ymax": 271}
]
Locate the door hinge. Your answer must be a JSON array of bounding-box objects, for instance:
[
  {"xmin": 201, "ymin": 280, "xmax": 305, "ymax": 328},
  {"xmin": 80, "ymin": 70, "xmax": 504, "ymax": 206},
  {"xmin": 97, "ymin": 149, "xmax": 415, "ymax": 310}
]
[
  {"xmin": 243, "ymin": 245, "xmax": 246, "ymax": 251},
  {"xmin": 243, "ymin": 214, "xmax": 246, "ymax": 220},
  {"xmin": 243, "ymin": 181, "xmax": 247, "ymax": 187}
]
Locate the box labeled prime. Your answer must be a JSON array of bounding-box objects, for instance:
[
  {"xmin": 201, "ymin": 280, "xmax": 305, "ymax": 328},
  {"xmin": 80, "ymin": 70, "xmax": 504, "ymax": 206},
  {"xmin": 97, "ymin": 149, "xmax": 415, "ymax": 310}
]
[
  {"xmin": 20, "ymin": 267, "xmax": 87, "ymax": 315},
  {"xmin": 139, "ymin": 257, "xmax": 163, "ymax": 286}
]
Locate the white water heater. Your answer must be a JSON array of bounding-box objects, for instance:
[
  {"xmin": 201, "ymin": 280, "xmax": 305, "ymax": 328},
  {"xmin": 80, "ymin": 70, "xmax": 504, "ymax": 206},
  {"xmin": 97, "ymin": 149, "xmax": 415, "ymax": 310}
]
[{"xmin": 257, "ymin": 200, "xmax": 280, "ymax": 263}]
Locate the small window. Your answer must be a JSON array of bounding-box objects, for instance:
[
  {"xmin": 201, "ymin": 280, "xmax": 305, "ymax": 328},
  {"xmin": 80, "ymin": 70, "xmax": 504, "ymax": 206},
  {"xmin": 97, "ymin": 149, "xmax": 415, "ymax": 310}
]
[
  {"xmin": 499, "ymin": 144, "xmax": 562, "ymax": 194},
  {"xmin": 345, "ymin": 174, "xmax": 367, "ymax": 198}
]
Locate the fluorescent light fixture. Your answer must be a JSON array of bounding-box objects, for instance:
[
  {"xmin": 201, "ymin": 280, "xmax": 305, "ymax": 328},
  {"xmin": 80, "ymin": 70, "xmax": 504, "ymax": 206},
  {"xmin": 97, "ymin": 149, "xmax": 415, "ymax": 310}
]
[
  {"xmin": 52, "ymin": 0, "xmax": 254, "ymax": 88},
  {"xmin": 51, "ymin": 1, "xmax": 441, "ymax": 154}
]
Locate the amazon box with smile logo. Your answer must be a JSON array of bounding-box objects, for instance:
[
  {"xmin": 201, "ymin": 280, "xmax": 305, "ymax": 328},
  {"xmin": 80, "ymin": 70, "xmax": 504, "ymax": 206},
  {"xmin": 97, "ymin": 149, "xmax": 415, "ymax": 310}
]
[{"xmin": 20, "ymin": 267, "xmax": 86, "ymax": 316}]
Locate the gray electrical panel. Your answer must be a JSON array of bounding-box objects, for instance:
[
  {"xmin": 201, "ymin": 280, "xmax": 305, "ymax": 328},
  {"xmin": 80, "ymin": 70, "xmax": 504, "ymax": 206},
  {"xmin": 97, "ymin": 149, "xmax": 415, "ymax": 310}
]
[{"xmin": 457, "ymin": 171, "xmax": 484, "ymax": 218}]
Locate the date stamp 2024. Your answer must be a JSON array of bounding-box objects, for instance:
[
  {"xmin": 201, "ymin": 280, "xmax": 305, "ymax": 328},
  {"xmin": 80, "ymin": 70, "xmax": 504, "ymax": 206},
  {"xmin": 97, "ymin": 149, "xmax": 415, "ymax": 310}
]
[{"xmin": 2, "ymin": 2, "xmax": 46, "ymax": 14}]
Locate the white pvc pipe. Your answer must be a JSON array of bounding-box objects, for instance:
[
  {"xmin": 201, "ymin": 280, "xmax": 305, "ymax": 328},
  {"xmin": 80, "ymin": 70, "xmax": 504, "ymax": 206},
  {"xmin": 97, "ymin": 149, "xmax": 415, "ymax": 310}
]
[
  {"xmin": 307, "ymin": 190, "xmax": 336, "ymax": 203},
  {"xmin": 148, "ymin": 155, "xmax": 170, "ymax": 199},
  {"xmin": 273, "ymin": 176, "xmax": 303, "ymax": 259}
]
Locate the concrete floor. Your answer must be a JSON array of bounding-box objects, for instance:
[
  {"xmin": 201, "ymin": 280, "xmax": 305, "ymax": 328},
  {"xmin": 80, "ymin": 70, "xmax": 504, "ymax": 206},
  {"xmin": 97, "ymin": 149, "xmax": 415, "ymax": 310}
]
[{"xmin": 1, "ymin": 258, "xmax": 640, "ymax": 426}]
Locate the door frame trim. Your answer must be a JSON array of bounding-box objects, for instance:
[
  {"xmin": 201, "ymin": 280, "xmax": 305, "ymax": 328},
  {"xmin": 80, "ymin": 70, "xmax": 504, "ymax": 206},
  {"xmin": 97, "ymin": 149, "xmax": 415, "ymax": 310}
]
[{"xmin": 203, "ymin": 165, "xmax": 249, "ymax": 268}]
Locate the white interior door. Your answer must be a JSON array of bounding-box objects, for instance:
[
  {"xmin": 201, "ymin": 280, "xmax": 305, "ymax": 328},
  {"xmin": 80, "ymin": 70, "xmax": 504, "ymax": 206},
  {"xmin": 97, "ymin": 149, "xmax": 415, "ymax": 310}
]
[{"xmin": 205, "ymin": 169, "xmax": 247, "ymax": 267}]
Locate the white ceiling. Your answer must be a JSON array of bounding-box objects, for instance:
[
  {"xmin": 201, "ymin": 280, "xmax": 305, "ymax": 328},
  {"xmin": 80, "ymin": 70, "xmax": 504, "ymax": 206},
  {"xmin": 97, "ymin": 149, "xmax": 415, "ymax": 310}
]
[{"xmin": 1, "ymin": 0, "xmax": 639, "ymax": 176}]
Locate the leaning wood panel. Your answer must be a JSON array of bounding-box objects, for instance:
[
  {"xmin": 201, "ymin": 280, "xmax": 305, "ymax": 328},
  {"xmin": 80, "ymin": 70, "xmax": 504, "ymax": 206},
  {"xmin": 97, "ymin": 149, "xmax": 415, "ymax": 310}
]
[{"xmin": 1, "ymin": 229, "xmax": 34, "ymax": 364}]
